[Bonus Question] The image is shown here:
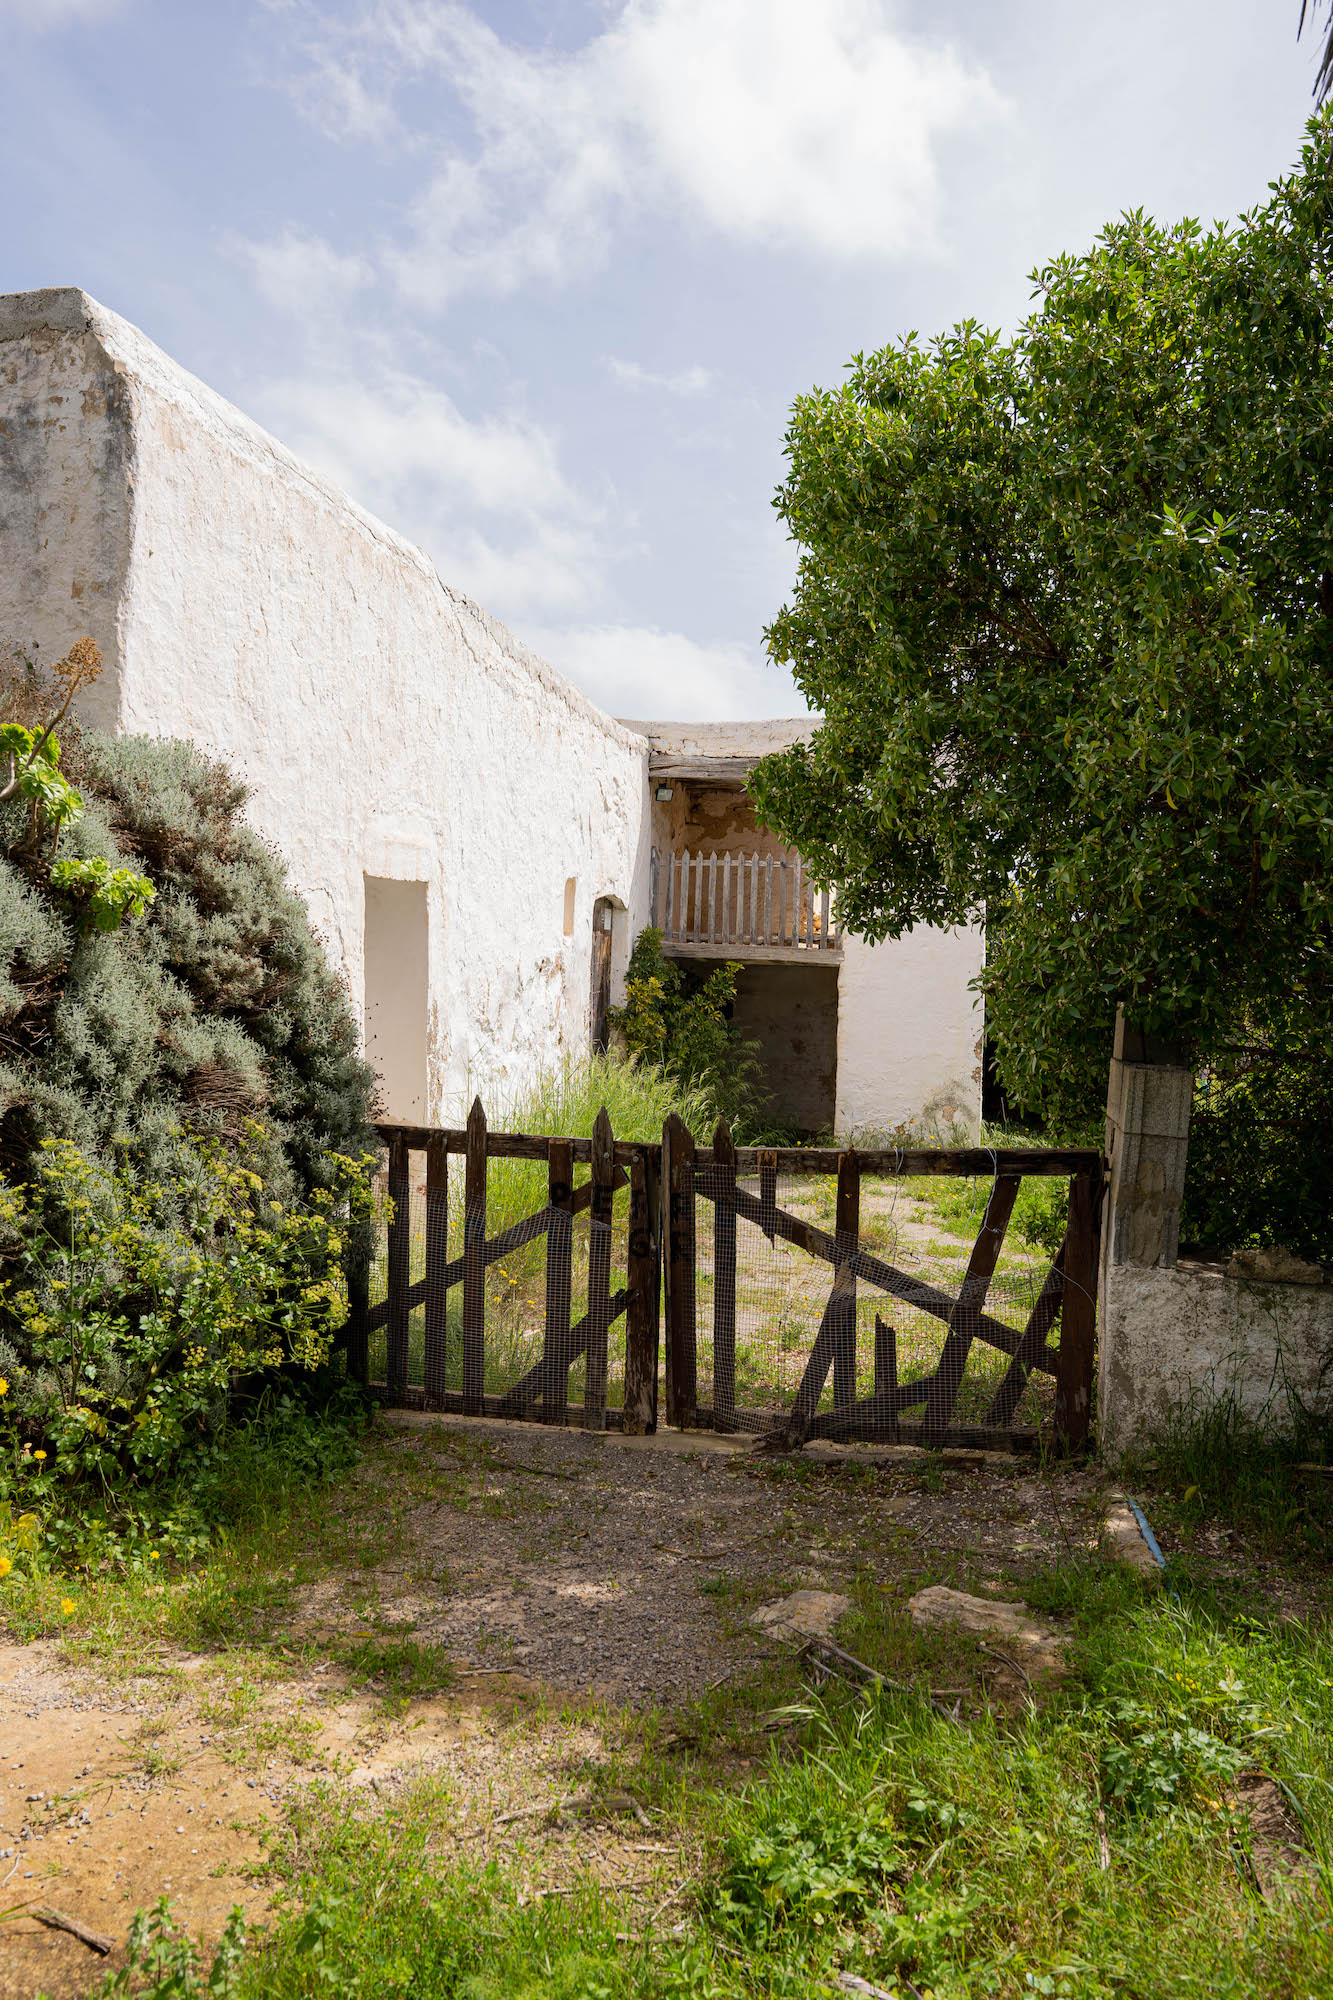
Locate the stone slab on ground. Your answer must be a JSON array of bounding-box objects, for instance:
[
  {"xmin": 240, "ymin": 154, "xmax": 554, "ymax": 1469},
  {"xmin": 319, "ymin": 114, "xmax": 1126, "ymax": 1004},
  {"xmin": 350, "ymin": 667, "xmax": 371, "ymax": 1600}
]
[
  {"xmin": 749, "ymin": 1590, "xmax": 851, "ymax": 1642},
  {"xmin": 907, "ymin": 1585, "xmax": 1067, "ymax": 1676}
]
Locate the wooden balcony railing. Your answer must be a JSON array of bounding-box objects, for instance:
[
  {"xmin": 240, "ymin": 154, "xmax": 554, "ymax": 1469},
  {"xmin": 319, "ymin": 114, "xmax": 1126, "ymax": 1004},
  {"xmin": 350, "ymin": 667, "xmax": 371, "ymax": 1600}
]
[{"xmin": 650, "ymin": 847, "xmax": 841, "ymax": 955}]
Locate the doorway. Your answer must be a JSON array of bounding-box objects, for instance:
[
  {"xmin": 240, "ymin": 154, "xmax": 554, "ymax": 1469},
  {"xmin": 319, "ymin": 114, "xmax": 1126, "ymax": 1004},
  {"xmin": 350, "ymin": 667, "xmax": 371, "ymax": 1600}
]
[
  {"xmin": 590, "ymin": 897, "xmax": 615, "ymax": 1054},
  {"xmin": 364, "ymin": 876, "xmax": 429, "ymax": 1120}
]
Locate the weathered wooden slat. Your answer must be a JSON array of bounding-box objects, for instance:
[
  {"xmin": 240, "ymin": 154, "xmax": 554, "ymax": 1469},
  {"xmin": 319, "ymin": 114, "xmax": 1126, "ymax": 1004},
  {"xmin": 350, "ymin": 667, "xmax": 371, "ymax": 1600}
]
[
  {"xmin": 793, "ymin": 853, "xmax": 803, "ymax": 945},
  {"xmin": 363, "ymin": 1169, "xmax": 629, "ymax": 1333},
  {"xmin": 729, "ymin": 1182, "xmax": 1035, "ymax": 1359},
  {"xmin": 664, "ymin": 1113, "xmax": 697, "ymax": 1427},
  {"xmin": 922, "ymin": 1174, "xmax": 1022, "ymax": 1436},
  {"xmin": 368, "ymin": 1383, "xmax": 633, "ymax": 1426},
  {"xmin": 486, "ymin": 1288, "xmax": 632, "ymax": 1419},
  {"xmin": 423, "ymin": 1135, "xmax": 449, "ymax": 1406},
  {"xmin": 749, "ymin": 852, "xmax": 759, "ymax": 944},
  {"xmin": 983, "ymin": 1240, "xmax": 1068, "ymax": 1427},
  {"xmin": 542, "ymin": 1138, "xmax": 575, "ymax": 1425},
  {"xmin": 584, "ymin": 1108, "xmax": 615, "ymax": 1431},
  {"xmin": 830, "ymin": 1150, "xmax": 860, "ymax": 1432},
  {"xmin": 462, "ymin": 1097, "xmax": 487, "ymax": 1416},
  {"xmin": 711, "ymin": 1118, "xmax": 738, "ymax": 1431},
  {"xmin": 786, "ymin": 1258, "xmax": 856, "ymax": 1443},
  {"xmin": 386, "ymin": 1131, "xmax": 411, "ymax": 1399},
  {"xmin": 874, "ymin": 1318, "xmax": 897, "ymax": 1398},
  {"xmin": 687, "ymin": 1144, "xmax": 1101, "ymax": 1178},
  {"xmin": 820, "ymin": 885, "xmax": 830, "ymax": 947},
  {"xmin": 758, "ymin": 1149, "xmax": 778, "ymax": 1240},
  {"xmin": 623, "ymin": 1149, "xmax": 660, "ymax": 1435},
  {"xmin": 1054, "ymin": 1167, "xmax": 1100, "ymax": 1450},
  {"xmin": 372, "ymin": 1123, "xmax": 655, "ymax": 1166},
  {"xmin": 663, "ymin": 847, "xmax": 674, "ymax": 938},
  {"xmin": 764, "ymin": 853, "xmax": 773, "ymax": 945}
]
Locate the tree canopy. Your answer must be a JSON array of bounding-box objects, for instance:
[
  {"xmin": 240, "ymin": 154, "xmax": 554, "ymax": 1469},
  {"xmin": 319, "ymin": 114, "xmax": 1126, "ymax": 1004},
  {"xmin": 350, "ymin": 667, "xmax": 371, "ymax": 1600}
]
[{"xmin": 751, "ymin": 115, "xmax": 1333, "ymax": 1118}]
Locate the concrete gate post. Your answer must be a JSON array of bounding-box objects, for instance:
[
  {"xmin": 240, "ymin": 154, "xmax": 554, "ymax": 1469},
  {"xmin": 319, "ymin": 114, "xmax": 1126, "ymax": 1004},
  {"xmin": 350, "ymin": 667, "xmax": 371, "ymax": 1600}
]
[{"xmin": 1097, "ymin": 1010, "xmax": 1194, "ymax": 1445}]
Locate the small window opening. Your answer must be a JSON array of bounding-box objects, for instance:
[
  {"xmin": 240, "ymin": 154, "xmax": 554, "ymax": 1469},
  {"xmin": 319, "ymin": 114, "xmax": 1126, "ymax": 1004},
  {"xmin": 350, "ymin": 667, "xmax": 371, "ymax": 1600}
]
[{"xmin": 563, "ymin": 877, "xmax": 577, "ymax": 937}]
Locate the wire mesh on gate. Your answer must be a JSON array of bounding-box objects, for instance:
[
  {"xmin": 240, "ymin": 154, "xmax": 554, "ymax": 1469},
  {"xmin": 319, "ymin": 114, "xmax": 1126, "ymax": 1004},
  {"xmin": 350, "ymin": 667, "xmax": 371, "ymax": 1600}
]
[
  {"xmin": 691, "ymin": 1158, "xmax": 1083, "ymax": 1441},
  {"xmin": 365, "ymin": 1137, "xmax": 633, "ymax": 1418}
]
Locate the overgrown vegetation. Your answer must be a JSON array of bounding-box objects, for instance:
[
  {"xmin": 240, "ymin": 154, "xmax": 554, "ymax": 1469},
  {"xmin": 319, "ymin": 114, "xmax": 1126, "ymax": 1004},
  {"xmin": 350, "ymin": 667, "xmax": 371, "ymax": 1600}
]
[
  {"xmin": 0, "ymin": 641, "xmax": 377, "ymax": 1196},
  {"xmin": 0, "ymin": 642, "xmax": 381, "ymax": 1572},
  {"xmin": 752, "ymin": 112, "xmax": 1333, "ymax": 1152},
  {"xmin": 80, "ymin": 1545, "xmax": 1333, "ymax": 1999},
  {"xmin": 610, "ymin": 928, "xmax": 766, "ymax": 1135}
]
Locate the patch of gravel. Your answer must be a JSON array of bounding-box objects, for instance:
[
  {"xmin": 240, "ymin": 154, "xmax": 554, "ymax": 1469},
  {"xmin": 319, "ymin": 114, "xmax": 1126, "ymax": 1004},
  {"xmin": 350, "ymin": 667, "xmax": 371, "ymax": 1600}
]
[{"xmin": 350, "ymin": 1414, "xmax": 1106, "ymax": 1703}]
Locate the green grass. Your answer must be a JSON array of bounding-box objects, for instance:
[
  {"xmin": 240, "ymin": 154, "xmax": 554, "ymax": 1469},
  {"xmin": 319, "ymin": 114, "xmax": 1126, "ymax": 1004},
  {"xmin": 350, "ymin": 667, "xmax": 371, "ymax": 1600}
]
[{"xmin": 99, "ymin": 1556, "xmax": 1333, "ymax": 1999}]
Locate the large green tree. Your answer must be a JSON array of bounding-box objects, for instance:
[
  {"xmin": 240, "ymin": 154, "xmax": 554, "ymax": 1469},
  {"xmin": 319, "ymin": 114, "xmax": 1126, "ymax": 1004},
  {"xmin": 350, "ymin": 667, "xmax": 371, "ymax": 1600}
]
[{"xmin": 751, "ymin": 116, "xmax": 1333, "ymax": 1120}]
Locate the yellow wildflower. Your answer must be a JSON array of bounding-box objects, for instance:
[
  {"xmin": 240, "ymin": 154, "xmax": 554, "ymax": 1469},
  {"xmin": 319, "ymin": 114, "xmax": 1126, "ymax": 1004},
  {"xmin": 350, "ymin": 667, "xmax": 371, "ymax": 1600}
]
[
  {"xmin": 0, "ymin": 1377, "xmax": 7, "ymax": 1395},
  {"xmin": 149, "ymin": 1550, "xmax": 160, "ymax": 1561},
  {"xmin": 0, "ymin": 1557, "xmax": 12, "ymax": 1580},
  {"xmin": 33, "ymin": 1450, "xmax": 46, "ymax": 1462},
  {"xmin": 59, "ymin": 1598, "xmax": 76, "ymax": 1617}
]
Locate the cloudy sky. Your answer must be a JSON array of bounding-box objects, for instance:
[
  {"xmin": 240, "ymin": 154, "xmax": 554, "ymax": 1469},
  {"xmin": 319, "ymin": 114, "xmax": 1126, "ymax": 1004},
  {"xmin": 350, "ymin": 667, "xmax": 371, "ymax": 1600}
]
[{"xmin": 0, "ymin": 1, "xmax": 1319, "ymax": 717}]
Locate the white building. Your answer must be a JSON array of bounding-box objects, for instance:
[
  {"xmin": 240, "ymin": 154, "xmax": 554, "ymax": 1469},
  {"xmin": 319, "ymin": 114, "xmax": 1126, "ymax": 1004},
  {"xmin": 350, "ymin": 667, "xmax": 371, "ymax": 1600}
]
[{"xmin": 0, "ymin": 287, "xmax": 983, "ymax": 1140}]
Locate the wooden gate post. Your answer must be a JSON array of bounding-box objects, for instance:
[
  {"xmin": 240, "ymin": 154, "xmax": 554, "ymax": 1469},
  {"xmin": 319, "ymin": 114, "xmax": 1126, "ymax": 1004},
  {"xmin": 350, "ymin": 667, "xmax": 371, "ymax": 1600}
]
[
  {"xmin": 1054, "ymin": 1166, "xmax": 1100, "ymax": 1450},
  {"xmin": 623, "ymin": 1147, "xmax": 661, "ymax": 1434},
  {"xmin": 663, "ymin": 1113, "xmax": 697, "ymax": 1428},
  {"xmin": 543, "ymin": 1138, "xmax": 575, "ymax": 1424},
  {"xmin": 386, "ymin": 1130, "xmax": 410, "ymax": 1403},
  {"xmin": 584, "ymin": 1108, "xmax": 615, "ymax": 1431},
  {"xmin": 423, "ymin": 1134, "xmax": 449, "ymax": 1407},
  {"xmin": 462, "ymin": 1097, "xmax": 487, "ymax": 1416},
  {"xmin": 831, "ymin": 1148, "xmax": 860, "ymax": 1434},
  {"xmin": 711, "ymin": 1118, "xmax": 738, "ymax": 1431}
]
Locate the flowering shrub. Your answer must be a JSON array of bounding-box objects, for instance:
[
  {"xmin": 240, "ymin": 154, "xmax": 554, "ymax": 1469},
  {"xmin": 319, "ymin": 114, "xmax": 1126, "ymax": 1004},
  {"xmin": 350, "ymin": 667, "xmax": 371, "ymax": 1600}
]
[{"xmin": 0, "ymin": 1133, "xmax": 375, "ymax": 1526}]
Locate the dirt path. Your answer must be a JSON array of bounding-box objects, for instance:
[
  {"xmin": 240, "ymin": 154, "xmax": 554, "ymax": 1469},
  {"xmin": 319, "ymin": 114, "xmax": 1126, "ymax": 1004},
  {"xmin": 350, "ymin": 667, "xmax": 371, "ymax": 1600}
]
[{"xmin": 0, "ymin": 1416, "xmax": 1114, "ymax": 1995}]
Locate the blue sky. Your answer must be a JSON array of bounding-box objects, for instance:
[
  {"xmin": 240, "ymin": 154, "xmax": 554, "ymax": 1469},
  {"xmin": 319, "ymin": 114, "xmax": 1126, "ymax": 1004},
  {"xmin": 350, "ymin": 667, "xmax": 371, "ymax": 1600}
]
[{"xmin": 0, "ymin": 0, "xmax": 1319, "ymax": 718}]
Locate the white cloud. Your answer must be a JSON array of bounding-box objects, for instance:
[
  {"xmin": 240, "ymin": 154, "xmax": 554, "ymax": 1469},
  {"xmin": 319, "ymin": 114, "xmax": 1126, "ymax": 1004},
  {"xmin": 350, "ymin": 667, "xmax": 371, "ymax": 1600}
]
[
  {"xmin": 225, "ymin": 228, "xmax": 374, "ymax": 316},
  {"xmin": 0, "ymin": 0, "xmax": 124, "ymax": 21},
  {"xmin": 523, "ymin": 623, "xmax": 804, "ymax": 722},
  {"xmin": 277, "ymin": 0, "xmax": 1004, "ymax": 303},
  {"xmin": 607, "ymin": 357, "xmax": 714, "ymax": 397},
  {"xmin": 248, "ymin": 359, "xmax": 609, "ymax": 620}
]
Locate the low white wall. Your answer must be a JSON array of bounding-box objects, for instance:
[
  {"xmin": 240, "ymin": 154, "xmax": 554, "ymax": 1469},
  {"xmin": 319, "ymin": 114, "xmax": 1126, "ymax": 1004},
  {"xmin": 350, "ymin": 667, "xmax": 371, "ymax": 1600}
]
[
  {"xmin": 1100, "ymin": 1260, "xmax": 1333, "ymax": 1449},
  {"xmin": 834, "ymin": 925, "xmax": 984, "ymax": 1142},
  {"xmin": 0, "ymin": 289, "xmax": 653, "ymax": 1121}
]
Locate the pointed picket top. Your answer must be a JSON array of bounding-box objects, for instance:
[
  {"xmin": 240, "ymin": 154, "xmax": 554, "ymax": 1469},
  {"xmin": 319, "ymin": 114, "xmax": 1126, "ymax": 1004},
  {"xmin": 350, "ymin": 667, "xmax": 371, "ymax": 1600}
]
[
  {"xmin": 713, "ymin": 1115, "xmax": 735, "ymax": 1164},
  {"xmin": 467, "ymin": 1094, "xmax": 487, "ymax": 1139},
  {"xmin": 591, "ymin": 1104, "xmax": 615, "ymax": 1180}
]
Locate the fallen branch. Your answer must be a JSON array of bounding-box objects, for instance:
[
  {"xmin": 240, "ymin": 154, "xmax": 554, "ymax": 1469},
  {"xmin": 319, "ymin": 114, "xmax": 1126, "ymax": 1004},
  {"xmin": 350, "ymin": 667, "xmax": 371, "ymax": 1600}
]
[
  {"xmin": 837, "ymin": 1975, "xmax": 899, "ymax": 1999},
  {"xmin": 978, "ymin": 1642, "xmax": 1033, "ymax": 1689},
  {"xmin": 30, "ymin": 1905, "xmax": 117, "ymax": 1955}
]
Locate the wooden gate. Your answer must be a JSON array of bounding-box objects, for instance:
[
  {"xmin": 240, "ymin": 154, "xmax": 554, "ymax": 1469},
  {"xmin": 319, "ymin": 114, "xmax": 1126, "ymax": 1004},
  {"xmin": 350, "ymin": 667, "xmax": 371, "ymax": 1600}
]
[
  {"xmin": 348, "ymin": 1106, "xmax": 1103, "ymax": 1453},
  {"xmin": 662, "ymin": 1118, "xmax": 1102, "ymax": 1451},
  {"xmin": 347, "ymin": 1101, "xmax": 661, "ymax": 1432}
]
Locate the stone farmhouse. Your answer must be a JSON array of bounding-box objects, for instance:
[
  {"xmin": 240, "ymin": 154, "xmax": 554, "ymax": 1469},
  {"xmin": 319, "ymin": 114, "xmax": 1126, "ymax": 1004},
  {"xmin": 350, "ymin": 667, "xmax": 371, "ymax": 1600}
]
[{"xmin": 0, "ymin": 288, "xmax": 982, "ymax": 1139}]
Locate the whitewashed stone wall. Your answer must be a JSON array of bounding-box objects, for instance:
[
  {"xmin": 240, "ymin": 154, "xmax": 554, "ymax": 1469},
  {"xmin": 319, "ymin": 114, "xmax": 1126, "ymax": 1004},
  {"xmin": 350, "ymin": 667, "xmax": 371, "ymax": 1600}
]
[
  {"xmin": 835, "ymin": 925, "xmax": 984, "ymax": 1142},
  {"xmin": 0, "ymin": 287, "xmax": 651, "ymax": 1121},
  {"xmin": 0, "ymin": 286, "xmax": 983, "ymax": 1138}
]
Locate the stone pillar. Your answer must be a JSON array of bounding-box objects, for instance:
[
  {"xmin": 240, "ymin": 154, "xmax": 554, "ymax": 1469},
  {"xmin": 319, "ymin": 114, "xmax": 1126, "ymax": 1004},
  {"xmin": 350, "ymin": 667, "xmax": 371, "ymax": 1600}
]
[
  {"xmin": 1098, "ymin": 1010, "xmax": 1194, "ymax": 1445},
  {"xmin": 1103, "ymin": 1011, "xmax": 1193, "ymax": 1273}
]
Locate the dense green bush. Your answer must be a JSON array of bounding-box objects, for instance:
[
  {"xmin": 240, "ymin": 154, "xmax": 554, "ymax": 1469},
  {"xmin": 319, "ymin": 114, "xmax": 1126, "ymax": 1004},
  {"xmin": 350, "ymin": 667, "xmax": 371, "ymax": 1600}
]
[
  {"xmin": 1181, "ymin": 1051, "xmax": 1333, "ymax": 1264},
  {"xmin": 0, "ymin": 1131, "xmax": 371, "ymax": 1494},
  {"xmin": 609, "ymin": 928, "xmax": 765, "ymax": 1134},
  {"xmin": 0, "ymin": 647, "xmax": 377, "ymax": 1194}
]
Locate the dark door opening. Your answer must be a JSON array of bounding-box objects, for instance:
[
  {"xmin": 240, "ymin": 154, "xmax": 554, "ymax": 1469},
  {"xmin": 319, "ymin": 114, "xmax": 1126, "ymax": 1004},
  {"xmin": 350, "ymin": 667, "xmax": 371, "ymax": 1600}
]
[{"xmin": 590, "ymin": 897, "xmax": 614, "ymax": 1053}]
